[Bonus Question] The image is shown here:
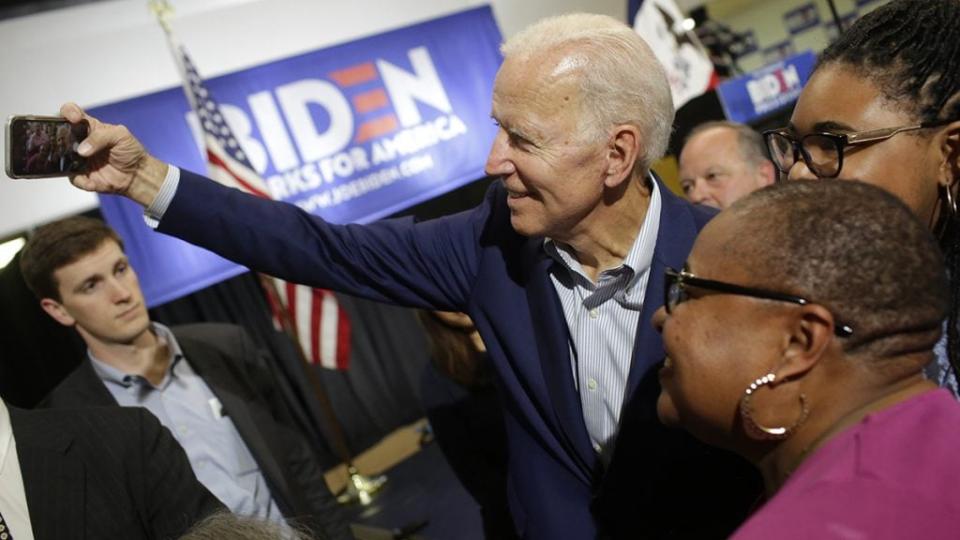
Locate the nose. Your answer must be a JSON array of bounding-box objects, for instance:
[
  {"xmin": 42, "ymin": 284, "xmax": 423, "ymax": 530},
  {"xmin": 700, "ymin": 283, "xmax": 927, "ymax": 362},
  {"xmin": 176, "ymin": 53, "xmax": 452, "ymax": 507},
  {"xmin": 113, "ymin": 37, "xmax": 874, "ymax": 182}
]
[
  {"xmin": 107, "ymin": 277, "xmax": 133, "ymax": 303},
  {"xmin": 786, "ymin": 159, "xmax": 817, "ymax": 182},
  {"xmin": 484, "ymin": 129, "xmax": 515, "ymax": 177},
  {"xmin": 652, "ymin": 305, "xmax": 668, "ymax": 334},
  {"xmin": 686, "ymin": 180, "xmax": 711, "ymax": 206}
]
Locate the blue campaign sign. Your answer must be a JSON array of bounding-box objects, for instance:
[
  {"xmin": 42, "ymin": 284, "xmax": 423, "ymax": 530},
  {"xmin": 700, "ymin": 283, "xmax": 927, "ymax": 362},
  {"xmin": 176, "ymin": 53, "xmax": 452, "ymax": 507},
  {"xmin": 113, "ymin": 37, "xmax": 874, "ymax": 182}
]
[
  {"xmin": 716, "ymin": 49, "xmax": 816, "ymax": 125},
  {"xmin": 92, "ymin": 6, "xmax": 503, "ymax": 307}
]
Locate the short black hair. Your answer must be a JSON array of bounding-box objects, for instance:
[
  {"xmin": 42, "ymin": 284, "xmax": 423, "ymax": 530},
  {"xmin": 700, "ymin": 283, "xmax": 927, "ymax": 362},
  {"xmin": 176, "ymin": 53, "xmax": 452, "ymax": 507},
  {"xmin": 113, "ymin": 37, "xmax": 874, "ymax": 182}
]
[
  {"xmin": 19, "ymin": 216, "xmax": 124, "ymax": 301},
  {"xmin": 725, "ymin": 180, "xmax": 948, "ymax": 360}
]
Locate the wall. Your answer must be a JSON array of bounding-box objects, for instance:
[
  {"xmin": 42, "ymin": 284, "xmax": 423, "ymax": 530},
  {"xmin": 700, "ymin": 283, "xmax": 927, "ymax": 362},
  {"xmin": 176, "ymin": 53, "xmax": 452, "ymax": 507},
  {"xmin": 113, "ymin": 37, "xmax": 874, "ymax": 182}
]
[
  {"xmin": 707, "ymin": 0, "xmax": 889, "ymax": 72},
  {"xmin": 0, "ymin": 0, "xmax": 623, "ymax": 238}
]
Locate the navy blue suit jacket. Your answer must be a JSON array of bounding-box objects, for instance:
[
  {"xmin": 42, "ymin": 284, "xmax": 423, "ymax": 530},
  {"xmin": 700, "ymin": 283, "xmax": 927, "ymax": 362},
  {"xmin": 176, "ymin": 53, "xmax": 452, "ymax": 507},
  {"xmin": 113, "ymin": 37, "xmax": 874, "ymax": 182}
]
[{"xmin": 160, "ymin": 170, "xmax": 761, "ymax": 539}]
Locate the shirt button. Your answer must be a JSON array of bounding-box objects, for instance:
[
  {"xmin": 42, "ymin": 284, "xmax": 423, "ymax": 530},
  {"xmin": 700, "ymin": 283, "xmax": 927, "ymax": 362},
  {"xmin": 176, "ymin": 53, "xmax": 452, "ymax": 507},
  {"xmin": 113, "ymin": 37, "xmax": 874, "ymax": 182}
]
[
  {"xmin": 587, "ymin": 378, "xmax": 598, "ymax": 391},
  {"xmin": 589, "ymin": 308, "xmax": 599, "ymax": 319},
  {"xmin": 593, "ymin": 442, "xmax": 602, "ymax": 452},
  {"xmin": 179, "ymin": 426, "xmax": 189, "ymax": 434}
]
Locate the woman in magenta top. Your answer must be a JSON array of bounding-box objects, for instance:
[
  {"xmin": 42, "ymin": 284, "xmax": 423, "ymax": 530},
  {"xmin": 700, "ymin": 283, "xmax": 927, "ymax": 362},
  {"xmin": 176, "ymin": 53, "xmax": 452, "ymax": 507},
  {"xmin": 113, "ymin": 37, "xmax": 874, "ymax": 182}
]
[{"xmin": 653, "ymin": 179, "xmax": 959, "ymax": 539}]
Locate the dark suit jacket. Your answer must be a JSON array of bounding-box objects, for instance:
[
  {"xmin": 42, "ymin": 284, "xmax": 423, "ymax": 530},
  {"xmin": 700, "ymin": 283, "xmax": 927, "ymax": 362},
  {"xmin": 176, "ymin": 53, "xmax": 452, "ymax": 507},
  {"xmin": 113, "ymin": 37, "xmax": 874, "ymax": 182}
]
[
  {"xmin": 9, "ymin": 405, "xmax": 222, "ymax": 540},
  {"xmin": 159, "ymin": 170, "xmax": 762, "ymax": 539},
  {"xmin": 44, "ymin": 323, "xmax": 351, "ymax": 540}
]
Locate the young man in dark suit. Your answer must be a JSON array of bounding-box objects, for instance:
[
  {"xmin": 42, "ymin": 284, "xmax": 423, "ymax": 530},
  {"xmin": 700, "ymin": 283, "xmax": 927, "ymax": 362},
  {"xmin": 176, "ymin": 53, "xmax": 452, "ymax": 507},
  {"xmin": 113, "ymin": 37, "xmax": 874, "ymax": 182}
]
[
  {"xmin": 1, "ymin": 397, "xmax": 222, "ymax": 539},
  {"xmin": 20, "ymin": 216, "xmax": 351, "ymax": 540}
]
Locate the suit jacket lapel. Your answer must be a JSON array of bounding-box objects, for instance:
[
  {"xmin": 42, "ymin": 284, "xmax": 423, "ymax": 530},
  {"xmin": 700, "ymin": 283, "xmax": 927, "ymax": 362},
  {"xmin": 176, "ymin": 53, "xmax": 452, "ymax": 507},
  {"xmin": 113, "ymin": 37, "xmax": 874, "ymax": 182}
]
[
  {"xmin": 175, "ymin": 334, "xmax": 296, "ymax": 512},
  {"xmin": 72, "ymin": 360, "xmax": 120, "ymax": 405},
  {"xmin": 10, "ymin": 408, "xmax": 85, "ymax": 540},
  {"xmin": 624, "ymin": 181, "xmax": 709, "ymax": 420},
  {"xmin": 522, "ymin": 239, "xmax": 598, "ymax": 482}
]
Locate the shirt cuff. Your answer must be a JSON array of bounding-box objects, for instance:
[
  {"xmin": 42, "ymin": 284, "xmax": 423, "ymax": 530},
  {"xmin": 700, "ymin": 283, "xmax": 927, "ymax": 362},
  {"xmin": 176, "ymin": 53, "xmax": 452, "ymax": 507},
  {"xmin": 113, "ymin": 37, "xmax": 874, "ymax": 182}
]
[{"xmin": 143, "ymin": 165, "xmax": 181, "ymax": 229}]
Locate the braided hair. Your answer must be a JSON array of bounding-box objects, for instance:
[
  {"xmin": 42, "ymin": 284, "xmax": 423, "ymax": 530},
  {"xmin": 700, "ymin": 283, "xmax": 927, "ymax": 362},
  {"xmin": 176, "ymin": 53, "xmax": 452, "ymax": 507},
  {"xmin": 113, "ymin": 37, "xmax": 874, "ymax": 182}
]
[{"xmin": 818, "ymin": 0, "xmax": 960, "ymax": 380}]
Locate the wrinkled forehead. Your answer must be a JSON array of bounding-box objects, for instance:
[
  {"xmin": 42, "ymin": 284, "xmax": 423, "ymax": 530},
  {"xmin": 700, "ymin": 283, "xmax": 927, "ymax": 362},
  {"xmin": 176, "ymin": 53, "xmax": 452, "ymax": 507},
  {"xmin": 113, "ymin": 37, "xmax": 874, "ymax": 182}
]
[
  {"xmin": 492, "ymin": 52, "xmax": 587, "ymax": 128},
  {"xmin": 495, "ymin": 47, "xmax": 587, "ymax": 94}
]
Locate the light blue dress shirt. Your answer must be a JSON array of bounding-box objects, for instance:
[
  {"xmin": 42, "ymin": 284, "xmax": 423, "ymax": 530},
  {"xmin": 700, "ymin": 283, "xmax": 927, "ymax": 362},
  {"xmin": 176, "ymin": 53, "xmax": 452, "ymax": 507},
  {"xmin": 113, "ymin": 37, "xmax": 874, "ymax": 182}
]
[
  {"xmin": 544, "ymin": 178, "xmax": 662, "ymax": 465},
  {"xmin": 89, "ymin": 323, "xmax": 285, "ymax": 524}
]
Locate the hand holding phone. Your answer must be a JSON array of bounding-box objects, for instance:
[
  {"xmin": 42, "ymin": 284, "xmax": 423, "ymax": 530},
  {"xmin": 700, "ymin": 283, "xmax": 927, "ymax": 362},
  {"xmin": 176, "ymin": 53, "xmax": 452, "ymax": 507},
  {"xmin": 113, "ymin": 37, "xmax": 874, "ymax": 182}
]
[
  {"xmin": 5, "ymin": 115, "xmax": 89, "ymax": 178},
  {"xmin": 58, "ymin": 102, "xmax": 168, "ymax": 206}
]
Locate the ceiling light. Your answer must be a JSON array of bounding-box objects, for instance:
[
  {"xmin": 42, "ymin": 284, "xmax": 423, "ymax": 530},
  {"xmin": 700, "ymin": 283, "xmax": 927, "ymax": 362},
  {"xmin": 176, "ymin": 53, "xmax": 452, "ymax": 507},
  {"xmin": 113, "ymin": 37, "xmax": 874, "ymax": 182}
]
[{"xmin": 0, "ymin": 237, "xmax": 25, "ymax": 270}]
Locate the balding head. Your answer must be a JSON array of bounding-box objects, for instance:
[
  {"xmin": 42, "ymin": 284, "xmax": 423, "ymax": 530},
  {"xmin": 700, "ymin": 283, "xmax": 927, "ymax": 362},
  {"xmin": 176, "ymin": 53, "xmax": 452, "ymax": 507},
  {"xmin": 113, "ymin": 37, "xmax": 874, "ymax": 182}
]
[{"xmin": 679, "ymin": 121, "xmax": 775, "ymax": 209}]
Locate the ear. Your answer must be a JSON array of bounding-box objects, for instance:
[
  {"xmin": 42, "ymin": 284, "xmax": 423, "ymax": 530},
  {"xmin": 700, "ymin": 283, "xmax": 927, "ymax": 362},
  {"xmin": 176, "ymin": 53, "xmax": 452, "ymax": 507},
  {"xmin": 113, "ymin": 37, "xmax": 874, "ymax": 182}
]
[
  {"xmin": 758, "ymin": 160, "xmax": 777, "ymax": 187},
  {"xmin": 771, "ymin": 304, "xmax": 836, "ymax": 383},
  {"xmin": 936, "ymin": 120, "xmax": 960, "ymax": 189},
  {"xmin": 604, "ymin": 124, "xmax": 642, "ymax": 189},
  {"xmin": 40, "ymin": 297, "xmax": 76, "ymax": 327}
]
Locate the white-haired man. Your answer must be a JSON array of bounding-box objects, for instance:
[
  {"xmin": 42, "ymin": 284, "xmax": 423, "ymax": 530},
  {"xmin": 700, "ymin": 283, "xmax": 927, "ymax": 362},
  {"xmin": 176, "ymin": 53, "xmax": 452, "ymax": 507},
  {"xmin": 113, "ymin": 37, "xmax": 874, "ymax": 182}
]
[{"xmin": 59, "ymin": 13, "xmax": 759, "ymax": 539}]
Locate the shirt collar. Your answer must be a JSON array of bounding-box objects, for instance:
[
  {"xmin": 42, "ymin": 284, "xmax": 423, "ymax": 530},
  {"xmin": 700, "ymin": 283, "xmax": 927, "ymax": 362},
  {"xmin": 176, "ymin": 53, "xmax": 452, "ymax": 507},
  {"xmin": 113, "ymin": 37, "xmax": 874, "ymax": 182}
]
[
  {"xmin": 89, "ymin": 322, "xmax": 184, "ymax": 389},
  {"xmin": 544, "ymin": 174, "xmax": 662, "ymax": 287}
]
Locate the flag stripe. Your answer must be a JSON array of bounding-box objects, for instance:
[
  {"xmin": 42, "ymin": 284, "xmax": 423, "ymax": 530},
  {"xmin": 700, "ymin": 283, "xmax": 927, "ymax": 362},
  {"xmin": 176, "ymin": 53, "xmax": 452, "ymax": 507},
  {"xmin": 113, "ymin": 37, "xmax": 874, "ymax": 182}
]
[
  {"xmin": 206, "ymin": 149, "xmax": 271, "ymax": 199},
  {"xmin": 320, "ymin": 291, "xmax": 340, "ymax": 369},
  {"xmin": 336, "ymin": 299, "xmax": 352, "ymax": 370},
  {"xmin": 285, "ymin": 281, "xmax": 299, "ymax": 341},
  {"xmin": 310, "ymin": 287, "xmax": 323, "ymax": 366},
  {"xmin": 295, "ymin": 284, "xmax": 313, "ymax": 356}
]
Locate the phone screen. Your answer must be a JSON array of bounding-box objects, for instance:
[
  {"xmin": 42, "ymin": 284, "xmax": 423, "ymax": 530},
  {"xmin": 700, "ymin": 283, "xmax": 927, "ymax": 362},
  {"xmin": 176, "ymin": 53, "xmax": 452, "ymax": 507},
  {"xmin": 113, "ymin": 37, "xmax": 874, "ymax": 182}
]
[{"xmin": 5, "ymin": 116, "xmax": 89, "ymax": 179}]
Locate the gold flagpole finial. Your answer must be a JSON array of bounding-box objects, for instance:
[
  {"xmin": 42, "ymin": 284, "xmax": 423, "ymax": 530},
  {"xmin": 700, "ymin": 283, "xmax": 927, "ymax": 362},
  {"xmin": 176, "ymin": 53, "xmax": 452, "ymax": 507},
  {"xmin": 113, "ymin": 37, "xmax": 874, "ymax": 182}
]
[{"xmin": 147, "ymin": 0, "xmax": 174, "ymax": 34}]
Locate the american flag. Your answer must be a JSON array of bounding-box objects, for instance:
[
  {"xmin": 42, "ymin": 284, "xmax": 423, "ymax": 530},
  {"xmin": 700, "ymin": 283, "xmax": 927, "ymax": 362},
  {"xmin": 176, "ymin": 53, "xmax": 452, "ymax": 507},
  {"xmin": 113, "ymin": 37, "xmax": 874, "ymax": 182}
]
[{"xmin": 171, "ymin": 41, "xmax": 351, "ymax": 370}]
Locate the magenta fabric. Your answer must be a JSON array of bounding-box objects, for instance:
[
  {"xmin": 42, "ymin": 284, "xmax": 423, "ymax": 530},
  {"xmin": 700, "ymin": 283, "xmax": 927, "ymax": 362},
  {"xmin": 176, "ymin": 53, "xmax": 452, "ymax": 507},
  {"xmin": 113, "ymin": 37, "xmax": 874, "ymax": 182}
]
[{"xmin": 733, "ymin": 389, "xmax": 960, "ymax": 539}]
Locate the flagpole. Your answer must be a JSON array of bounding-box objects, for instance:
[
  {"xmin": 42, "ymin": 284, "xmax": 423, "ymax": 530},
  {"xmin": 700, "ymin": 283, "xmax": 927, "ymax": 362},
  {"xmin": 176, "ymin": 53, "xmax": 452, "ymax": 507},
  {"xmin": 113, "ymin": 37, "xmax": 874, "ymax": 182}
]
[
  {"xmin": 147, "ymin": 0, "xmax": 385, "ymax": 505},
  {"xmin": 258, "ymin": 276, "xmax": 386, "ymax": 505},
  {"xmin": 825, "ymin": 0, "xmax": 844, "ymax": 36}
]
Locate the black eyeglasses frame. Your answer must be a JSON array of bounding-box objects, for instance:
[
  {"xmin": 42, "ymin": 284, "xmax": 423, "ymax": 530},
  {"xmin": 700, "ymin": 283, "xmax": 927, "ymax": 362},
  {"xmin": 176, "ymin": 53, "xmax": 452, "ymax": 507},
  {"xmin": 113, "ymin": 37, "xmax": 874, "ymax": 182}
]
[
  {"xmin": 664, "ymin": 267, "xmax": 854, "ymax": 337},
  {"xmin": 762, "ymin": 121, "xmax": 948, "ymax": 179}
]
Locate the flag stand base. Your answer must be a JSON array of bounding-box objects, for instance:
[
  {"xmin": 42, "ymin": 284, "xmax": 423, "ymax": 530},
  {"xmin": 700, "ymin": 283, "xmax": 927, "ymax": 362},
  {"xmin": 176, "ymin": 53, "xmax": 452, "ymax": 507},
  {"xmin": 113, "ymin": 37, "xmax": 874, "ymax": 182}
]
[{"xmin": 337, "ymin": 466, "xmax": 387, "ymax": 505}]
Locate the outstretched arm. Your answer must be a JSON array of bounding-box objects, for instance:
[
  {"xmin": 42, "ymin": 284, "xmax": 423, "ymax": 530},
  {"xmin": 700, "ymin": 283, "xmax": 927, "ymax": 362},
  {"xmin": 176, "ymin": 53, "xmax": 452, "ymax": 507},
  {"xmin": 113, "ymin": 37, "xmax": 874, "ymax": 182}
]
[{"xmin": 60, "ymin": 102, "xmax": 485, "ymax": 311}]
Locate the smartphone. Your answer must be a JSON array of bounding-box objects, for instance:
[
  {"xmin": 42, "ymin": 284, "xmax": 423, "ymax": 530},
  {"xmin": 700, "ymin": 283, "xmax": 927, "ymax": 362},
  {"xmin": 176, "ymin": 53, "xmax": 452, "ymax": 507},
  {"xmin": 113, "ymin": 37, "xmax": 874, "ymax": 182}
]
[{"xmin": 5, "ymin": 115, "xmax": 89, "ymax": 179}]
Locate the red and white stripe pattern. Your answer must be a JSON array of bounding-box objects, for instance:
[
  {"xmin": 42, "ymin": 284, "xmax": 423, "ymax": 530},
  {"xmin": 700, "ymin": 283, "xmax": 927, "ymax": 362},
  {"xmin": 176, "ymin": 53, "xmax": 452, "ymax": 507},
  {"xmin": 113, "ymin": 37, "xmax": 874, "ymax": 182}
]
[
  {"xmin": 270, "ymin": 279, "xmax": 351, "ymax": 370},
  {"xmin": 169, "ymin": 39, "xmax": 351, "ymax": 369}
]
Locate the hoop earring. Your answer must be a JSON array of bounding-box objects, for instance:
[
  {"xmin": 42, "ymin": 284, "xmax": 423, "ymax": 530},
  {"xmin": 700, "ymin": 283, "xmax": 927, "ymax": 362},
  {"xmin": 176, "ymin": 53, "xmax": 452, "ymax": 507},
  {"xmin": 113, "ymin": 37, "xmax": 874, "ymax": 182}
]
[
  {"xmin": 942, "ymin": 183, "xmax": 958, "ymax": 219},
  {"xmin": 739, "ymin": 373, "xmax": 809, "ymax": 441}
]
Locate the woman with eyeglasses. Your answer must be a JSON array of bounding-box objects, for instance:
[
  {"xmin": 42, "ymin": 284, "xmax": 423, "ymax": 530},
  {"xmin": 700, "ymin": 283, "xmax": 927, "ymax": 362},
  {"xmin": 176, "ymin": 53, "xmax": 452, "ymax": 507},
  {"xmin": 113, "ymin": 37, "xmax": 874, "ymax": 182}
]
[
  {"xmin": 653, "ymin": 180, "xmax": 960, "ymax": 539},
  {"xmin": 763, "ymin": 0, "xmax": 960, "ymax": 395}
]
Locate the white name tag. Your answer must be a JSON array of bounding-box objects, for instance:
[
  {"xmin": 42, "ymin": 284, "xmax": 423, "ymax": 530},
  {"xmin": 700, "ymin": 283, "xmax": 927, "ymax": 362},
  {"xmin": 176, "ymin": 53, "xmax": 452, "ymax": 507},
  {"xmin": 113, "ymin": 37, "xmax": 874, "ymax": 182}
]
[{"xmin": 208, "ymin": 397, "xmax": 225, "ymax": 418}]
